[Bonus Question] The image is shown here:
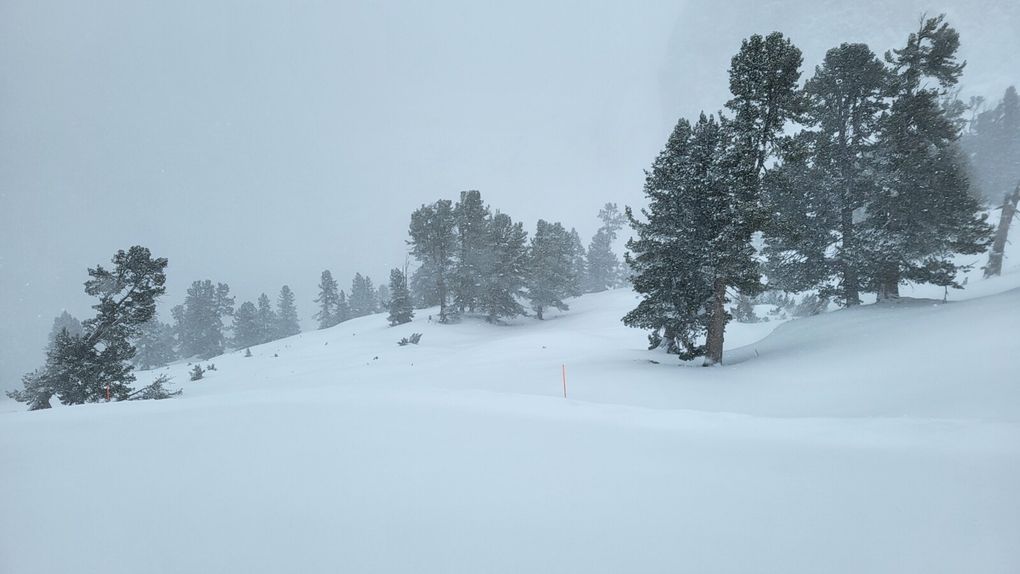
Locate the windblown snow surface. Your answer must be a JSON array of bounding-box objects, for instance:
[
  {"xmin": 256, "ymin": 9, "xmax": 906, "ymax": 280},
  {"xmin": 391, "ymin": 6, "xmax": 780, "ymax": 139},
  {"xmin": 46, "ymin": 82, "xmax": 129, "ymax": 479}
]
[{"xmin": 3, "ymin": 257, "xmax": 1019, "ymax": 573}]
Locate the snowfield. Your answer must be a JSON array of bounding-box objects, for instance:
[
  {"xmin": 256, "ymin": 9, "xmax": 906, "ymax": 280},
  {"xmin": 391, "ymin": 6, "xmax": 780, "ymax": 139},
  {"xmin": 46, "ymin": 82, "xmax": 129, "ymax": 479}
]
[{"xmin": 3, "ymin": 260, "xmax": 1019, "ymax": 573}]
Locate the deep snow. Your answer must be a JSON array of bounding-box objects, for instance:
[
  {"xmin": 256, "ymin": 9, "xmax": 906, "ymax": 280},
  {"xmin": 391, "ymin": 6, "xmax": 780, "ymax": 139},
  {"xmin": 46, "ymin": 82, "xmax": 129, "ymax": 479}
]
[{"xmin": 2, "ymin": 250, "xmax": 1019, "ymax": 573}]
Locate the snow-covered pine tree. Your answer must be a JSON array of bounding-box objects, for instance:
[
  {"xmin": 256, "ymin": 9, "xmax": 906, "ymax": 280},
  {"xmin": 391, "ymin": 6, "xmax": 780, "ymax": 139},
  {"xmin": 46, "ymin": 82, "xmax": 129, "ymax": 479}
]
[
  {"xmin": 179, "ymin": 280, "xmax": 234, "ymax": 359},
  {"xmin": 763, "ymin": 42, "xmax": 888, "ymax": 306},
  {"xmin": 7, "ymin": 246, "xmax": 168, "ymax": 409},
  {"xmin": 275, "ymin": 285, "xmax": 301, "ymax": 338},
  {"xmin": 348, "ymin": 273, "xmax": 377, "ymax": 318},
  {"xmin": 232, "ymin": 301, "xmax": 261, "ymax": 349},
  {"xmin": 965, "ymin": 86, "xmax": 1020, "ymax": 203},
  {"xmin": 452, "ymin": 190, "xmax": 491, "ymax": 313},
  {"xmin": 862, "ymin": 15, "xmax": 992, "ymax": 300},
  {"xmin": 625, "ymin": 115, "xmax": 758, "ymax": 362},
  {"xmin": 408, "ymin": 200, "xmax": 457, "ymax": 322},
  {"xmin": 586, "ymin": 203, "xmax": 626, "ymax": 293},
  {"xmin": 336, "ymin": 290, "xmax": 351, "ymax": 323},
  {"xmin": 132, "ymin": 319, "xmax": 177, "ymax": 370},
  {"xmin": 387, "ymin": 268, "xmax": 414, "ymax": 326},
  {"xmin": 313, "ymin": 269, "xmax": 341, "ymax": 329},
  {"xmin": 48, "ymin": 310, "xmax": 83, "ymax": 345},
  {"xmin": 256, "ymin": 293, "xmax": 277, "ymax": 344},
  {"xmin": 479, "ymin": 212, "xmax": 528, "ymax": 322},
  {"xmin": 567, "ymin": 228, "xmax": 587, "ymax": 297},
  {"xmin": 526, "ymin": 220, "xmax": 574, "ymax": 320},
  {"xmin": 409, "ymin": 264, "xmax": 441, "ymax": 309}
]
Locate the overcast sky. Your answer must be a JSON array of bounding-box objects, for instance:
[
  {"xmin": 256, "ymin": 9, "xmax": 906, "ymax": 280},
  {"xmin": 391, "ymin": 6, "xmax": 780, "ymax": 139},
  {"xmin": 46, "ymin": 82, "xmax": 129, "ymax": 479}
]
[{"xmin": 1, "ymin": 0, "xmax": 1016, "ymax": 391}]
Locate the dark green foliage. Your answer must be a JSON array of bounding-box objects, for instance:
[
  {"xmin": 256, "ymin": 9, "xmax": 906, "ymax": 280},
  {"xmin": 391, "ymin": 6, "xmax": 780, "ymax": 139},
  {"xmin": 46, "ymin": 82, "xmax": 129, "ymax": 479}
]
[
  {"xmin": 397, "ymin": 333, "xmax": 422, "ymax": 346},
  {"xmin": 232, "ymin": 301, "xmax": 261, "ymax": 349},
  {"xmin": 408, "ymin": 200, "xmax": 457, "ymax": 322},
  {"xmin": 7, "ymin": 246, "xmax": 168, "ymax": 409},
  {"xmin": 313, "ymin": 270, "xmax": 341, "ymax": 329},
  {"xmin": 179, "ymin": 280, "xmax": 234, "ymax": 359},
  {"xmin": 479, "ymin": 212, "xmax": 529, "ymax": 322},
  {"xmin": 452, "ymin": 190, "xmax": 491, "ymax": 313},
  {"xmin": 189, "ymin": 364, "xmax": 205, "ymax": 381},
  {"xmin": 387, "ymin": 268, "xmax": 414, "ymax": 326},
  {"xmin": 348, "ymin": 273, "xmax": 377, "ymax": 318},
  {"xmin": 275, "ymin": 285, "xmax": 301, "ymax": 338},
  {"xmin": 862, "ymin": 15, "xmax": 991, "ymax": 299},
  {"xmin": 526, "ymin": 220, "xmax": 575, "ymax": 320},
  {"xmin": 132, "ymin": 319, "xmax": 177, "ymax": 370},
  {"xmin": 256, "ymin": 293, "xmax": 277, "ymax": 344},
  {"xmin": 586, "ymin": 203, "xmax": 626, "ymax": 293}
]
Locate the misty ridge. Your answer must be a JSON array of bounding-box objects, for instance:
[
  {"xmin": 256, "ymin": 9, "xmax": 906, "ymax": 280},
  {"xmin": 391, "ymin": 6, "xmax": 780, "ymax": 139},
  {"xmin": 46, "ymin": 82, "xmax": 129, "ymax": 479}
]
[{"xmin": 1, "ymin": 3, "xmax": 1019, "ymax": 573}]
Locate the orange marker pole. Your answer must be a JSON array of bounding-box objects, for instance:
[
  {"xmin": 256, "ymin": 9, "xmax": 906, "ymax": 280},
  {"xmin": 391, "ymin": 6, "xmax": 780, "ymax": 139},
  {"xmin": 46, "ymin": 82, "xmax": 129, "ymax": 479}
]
[{"xmin": 562, "ymin": 364, "xmax": 567, "ymax": 399}]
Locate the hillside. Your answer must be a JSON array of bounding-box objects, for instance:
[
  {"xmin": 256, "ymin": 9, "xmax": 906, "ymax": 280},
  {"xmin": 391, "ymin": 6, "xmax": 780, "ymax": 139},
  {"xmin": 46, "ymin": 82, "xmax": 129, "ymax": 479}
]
[{"xmin": 2, "ymin": 262, "xmax": 1019, "ymax": 573}]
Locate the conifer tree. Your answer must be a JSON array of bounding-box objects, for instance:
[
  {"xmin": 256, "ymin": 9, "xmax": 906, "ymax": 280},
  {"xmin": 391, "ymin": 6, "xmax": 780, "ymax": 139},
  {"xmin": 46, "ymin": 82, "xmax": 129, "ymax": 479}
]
[
  {"xmin": 377, "ymin": 284, "xmax": 391, "ymax": 310},
  {"xmin": 568, "ymin": 228, "xmax": 587, "ymax": 296},
  {"xmin": 256, "ymin": 293, "xmax": 277, "ymax": 344},
  {"xmin": 965, "ymin": 87, "xmax": 1020, "ymax": 202},
  {"xmin": 408, "ymin": 200, "xmax": 457, "ymax": 322},
  {"xmin": 526, "ymin": 220, "xmax": 574, "ymax": 320},
  {"xmin": 313, "ymin": 269, "xmax": 341, "ymax": 329},
  {"xmin": 336, "ymin": 290, "xmax": 351, "ymax": 323},
  {"xmin": 387, "ymin": 268, "xmax": 414, "ymax": 326},
  {"xmin": 275, "ymin": 285, "xmax": 301, "ymax": 338},
  {"xmin": 479, "ymin": 212, "xmax": 528, "ymax": 322},
  {"xmin": 232, "ymin": 301, "xmax": 261, "ymax": 349},
  {"xmin": 7, "ymin": 246, "xmax": 168, "ymax": 409},
  {"xmin": 348, "ymin": 273, "xmax": 377, "ymax": 318},
  {"xmin": 452, "ymin": 190, "xmax": 491, "ymax": 312},
  {"xmin": 48, "ymin": 311, "xmax": 83, "ymax": 345},
  {"xmin": 586, "ymin": 203, "xmax": 626, "ymax": 293},
  {"xmin": 763, "ymin": 42, "xmax": 888, "ymax": 306},
  {"xmin": 862, "ymin": 15, "xmax": 991, "ymax": 299},
  {"xmin": 132, "ymin": 319, "xmax": 177, "ymax": 370},
  {"xmin": 179, "ymin": 280, "xmax": 234, "ymax": 359}
]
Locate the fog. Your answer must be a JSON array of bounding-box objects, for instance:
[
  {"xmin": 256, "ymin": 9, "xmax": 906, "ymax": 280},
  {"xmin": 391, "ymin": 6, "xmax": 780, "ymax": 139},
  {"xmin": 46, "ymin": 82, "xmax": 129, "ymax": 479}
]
[{"xmin": 1, "ymin": 0, "xmax": 1016, "ymax": 391}]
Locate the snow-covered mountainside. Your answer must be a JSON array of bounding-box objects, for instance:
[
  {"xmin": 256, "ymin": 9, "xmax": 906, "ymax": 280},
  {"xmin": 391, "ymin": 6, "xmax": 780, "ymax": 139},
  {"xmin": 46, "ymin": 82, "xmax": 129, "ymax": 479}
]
[{"xmin": 3, "ymin": 258, "xmax": 1019, "ymax": 573}]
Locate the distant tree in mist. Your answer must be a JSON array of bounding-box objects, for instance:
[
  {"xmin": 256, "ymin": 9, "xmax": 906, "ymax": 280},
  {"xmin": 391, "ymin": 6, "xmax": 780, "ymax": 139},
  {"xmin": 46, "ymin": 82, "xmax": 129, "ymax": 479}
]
[
  {"xmin": 232, "ymin": 301, "xmax": 262, "ymax": 349},
  {"xmin": 313, "ymin": 269, "xmax": 341, "ymax": 329},
  {"xmin": 387, "ymin": 268, "xmax": 414, "ymax": 326},
  {"xmin": 179, "ymin": 280, "xmax": 234, "ymax": 359},
  {"xmin": 132, "ymin": 319, "xmax": 177, "ymax": 370},
  {"xmin": 48, "ymin": 311, "xmax": 83, "ymax": 345},
  {"xmin": 526, "ymin": 220, "xmax": 575, "ymax": 320},
  {"xmin": 275, "ymin": 285, "xmax": 301, "ymax": 338},
  {"xmin": 408, "ymin": 200, "xmax": 457, "ymax": 322}
]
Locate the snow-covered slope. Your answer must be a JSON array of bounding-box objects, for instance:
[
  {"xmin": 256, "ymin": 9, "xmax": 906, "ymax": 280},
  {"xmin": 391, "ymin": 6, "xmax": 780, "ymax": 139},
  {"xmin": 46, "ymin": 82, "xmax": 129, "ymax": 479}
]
[{"xmin": 2, "ymin": 263, "xmax": 1019, "ymax": 573}]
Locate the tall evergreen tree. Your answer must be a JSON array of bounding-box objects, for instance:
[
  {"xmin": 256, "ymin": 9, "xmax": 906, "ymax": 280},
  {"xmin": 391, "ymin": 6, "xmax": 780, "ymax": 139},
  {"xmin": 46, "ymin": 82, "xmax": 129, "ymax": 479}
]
[
  {"xmin": 7, "ymin": 246, "xmax": 168, "ymax": 409},
  {"xmin": 387, "ymin": 268, "xmax": 414, "ymax": 326},
  {"xmin": 862, "ymin": 15, "xmax": 992, "ymax": 299},
  {"xmin": 275, "ymin": 285, "xmax": 301, "ymax": 338},
  {"xmin": 256, "ymin": 293, "xmax": 277, "ymax": 344},
  {"xmin": 313, "ymin": 270, "xmax": 341, "ymax": 329},
  {"xmin": 452, "ymin": 190, "xmax": 491, "ymax": 313},
  {"xmin": 376, "ymin": 284, "xmax": 391, "ymax": 310},
  {"xmin": 48, "ymin": 311, "xmax": 83, "ymax": 345},
  {"xmin": 232, "ymin": 301, "xmax": 261, "ymax": 349},
  {"xmin": 526, "ymin": 220, "xmax": 574, "ymax": 320},
  {"xmin": 625, "ymin": 115, "xmax": 761, "ymax": 364},
  {"xmin": 479, "ymin": 212, "xmax": 529, "ymax": 322},
  {"xmin": 763, "ymin": 42, "xmax": 889, "ymax": 306},
  {"xmin": 132, "ymin": 319, "xmax": 177, "ymax": 370},
  {"xmin": 567, "ymin": 228, "xmax": 587, "ymax": 297},
  {"xmin": 179, "ymin": 280, "xmax": 234, "ymax": 359},
  {"xmin": 409, "ymin": 264, "xmax": 441, "ymax": 309},
  {"xmin": 336, "ymin": 290, "xmax": 351, "ymax": 323},
  {"xmin": 408, "ymin": 200, "xmax": 457, "ymax": 322},
  {"xmin": 966, "ymin": 85, "xmax": 1020, "ymax": 202},
  {"xmin": 348, "ymin": 273, "xmax": 377, "ymax": 318},
  {"xmin": 586, "ymin": 203, "xmax": 626, "ymax": 293}
]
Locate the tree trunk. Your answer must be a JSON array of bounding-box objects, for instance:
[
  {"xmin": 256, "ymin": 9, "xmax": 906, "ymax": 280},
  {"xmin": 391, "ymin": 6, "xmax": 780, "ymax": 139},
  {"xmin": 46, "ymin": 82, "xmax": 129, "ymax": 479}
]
[
  {"xmin": 535, "ymin": 306, "xmax": 544, "ymax": 320},
  {"xmin": 840, "ymin": 205, "xmax": 861, "ymax": 306},
  {"xmin": 984, "ymin": 183, "xmax": 1020, "ymax": 278},
  {"xmin": 876, "ymin": 265, "xmax": 900, "ymax": 302},
  {"xmin": 703, "ymin": 278, "xmax": 728, "ymax": 366}
]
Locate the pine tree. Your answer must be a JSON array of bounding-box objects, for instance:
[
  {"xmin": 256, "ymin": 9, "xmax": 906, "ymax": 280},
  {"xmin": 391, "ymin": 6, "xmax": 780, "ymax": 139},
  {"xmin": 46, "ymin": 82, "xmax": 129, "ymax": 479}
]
[
  {"xmin": 48, "ymin": 311, "xmax": 83, "ymax": 345},
  {"xmin": 132, "ymin": 319, "xmax": 177, "ymax": 370},
  {"xmin": 409, "ymin": 264, "xmax": 442, "ymax": 309},
  {"xmin": 452, "ymin": 190, "xmax": 492, "ymax": 313},
  {"xmin": 862, "ymin": 15, "xmax": 992, "ymax": 299},
  {"xmin": 275, "ymin": 285, "xmax": 301, "ymax": 338},
  {"xmin": 479, "ymin": 212, "xmax": 529, "ymax": 322},
  {"xmin": 625, "ymin": 115, "xmax": 759, "ymax": 363},
  {"xmin": 232, "ymin": 301, "xmax": 261, "ymax": 349},
  {"xmin": 7, "ymin": 246, "xmax": 168, "ymax": 409},
  {"xmin": 377, "ymin": 284, "xmax": 391, "ymax": 310},
  {"xmin": 586, "ymin": 203, "xmax": 626, "ymax": 293},
  {"xmin": 348, "ymin": 273, "xmax": 377, "ymax": 318},
  {"xmin": 408, "ymin": 200, "xmax": 457, "ymax": 322},
  {"xmin": 526, "ymin": 220, "xmax": 574, "ymax": 320},
  {"xmin": 567, "ymin": 228, "xmax": 587, "ymax": 296},
  {"xmin": 256, "ymin": 293, "xmax": 277, "ymax": 344},
  {"xmin": 336, "ymin": 290, "xmax": 351, "ymax": 323},
  {"xmin": 179, "ymin": 280, "xmax": 234, "ymax": 359},
  {"xmin": 763, "ymin": 42, "xmax": 888, "ymax": 306},
  {"xmin": 313, "ymin": 270, "xmax": 341, "ymax": 329},
  {"xmin": 965, "ymin": 86, "xmax": 1020, "ymax": 202},
  {"xmin": 387, "ymin": 268, "xmax": 414, "ymax": 326}
]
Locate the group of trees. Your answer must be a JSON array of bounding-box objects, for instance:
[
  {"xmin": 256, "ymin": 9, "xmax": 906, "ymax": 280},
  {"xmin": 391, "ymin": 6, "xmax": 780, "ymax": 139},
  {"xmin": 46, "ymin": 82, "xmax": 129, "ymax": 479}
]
[
  {"xmin": 406, "ymin": 190, "xmax": 626, "ymax": 323},
  {"xmin": 626, "ymin": 15, "xmax": 996, "ymax": 365},
  {"xmin": 312, "ymin": 269, "xmax": 390, "ymax": 329}
]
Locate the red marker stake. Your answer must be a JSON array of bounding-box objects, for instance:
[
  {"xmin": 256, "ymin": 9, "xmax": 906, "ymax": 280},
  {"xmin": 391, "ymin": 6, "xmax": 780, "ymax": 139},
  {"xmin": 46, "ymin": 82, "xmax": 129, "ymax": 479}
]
[{"xmin": 562, "ymin": 364, "xmax": 567, "ymax": 399}]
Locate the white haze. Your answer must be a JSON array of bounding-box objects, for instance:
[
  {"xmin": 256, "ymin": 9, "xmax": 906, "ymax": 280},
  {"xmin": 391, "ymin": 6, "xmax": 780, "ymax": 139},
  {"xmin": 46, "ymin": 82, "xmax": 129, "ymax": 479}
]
[{"xmin": 1, "ymin": 0, "xmax": 1016, "ymax": 391}]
